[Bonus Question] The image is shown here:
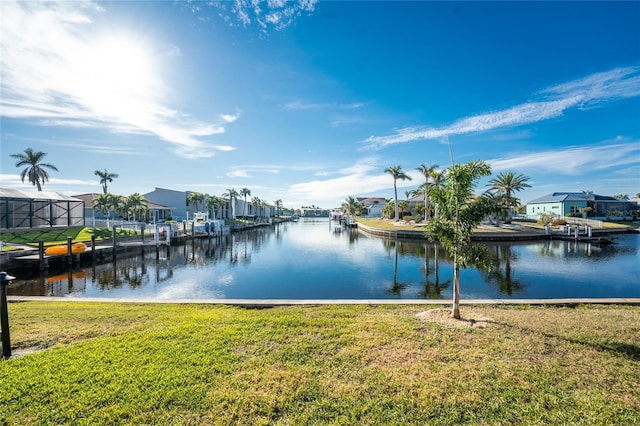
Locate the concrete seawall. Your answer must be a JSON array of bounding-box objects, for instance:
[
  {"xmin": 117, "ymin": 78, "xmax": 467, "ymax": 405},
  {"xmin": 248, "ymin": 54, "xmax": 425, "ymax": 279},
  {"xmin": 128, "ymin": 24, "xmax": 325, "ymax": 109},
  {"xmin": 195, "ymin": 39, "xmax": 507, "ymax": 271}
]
[{"xmin": 357, "ymin": 222, "xmax": 633, "ymax": 241}]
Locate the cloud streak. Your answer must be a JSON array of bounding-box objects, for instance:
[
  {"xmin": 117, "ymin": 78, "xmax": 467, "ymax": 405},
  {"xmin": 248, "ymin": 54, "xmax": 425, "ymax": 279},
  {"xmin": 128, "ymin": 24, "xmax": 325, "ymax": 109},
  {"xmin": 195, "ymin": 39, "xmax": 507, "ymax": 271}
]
[
  {"xmin": 488, "ymin": 139, "xmax": 640, "ymax": 175},
  {"xmin": 288, "ymin": 157, "xmax": 417, "ymax": 203},
  {"xmin": 0, "ymin": 1, "xmax": 237, "ymax": 159},
  {"xmin": 364, "ymin": 66, "xmax": 640, "ymax": 149}
]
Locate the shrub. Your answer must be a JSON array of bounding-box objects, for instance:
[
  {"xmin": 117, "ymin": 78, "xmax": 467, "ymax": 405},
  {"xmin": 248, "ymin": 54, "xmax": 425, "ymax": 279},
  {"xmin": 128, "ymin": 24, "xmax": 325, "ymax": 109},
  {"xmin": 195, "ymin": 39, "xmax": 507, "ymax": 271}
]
[
  {"xmin": 402, "ymin": 215, "xmax": 412, "ymax": 223},
  {"xmin": 551, "ymin": 218, "xmax": 567, "ymax": 226}
]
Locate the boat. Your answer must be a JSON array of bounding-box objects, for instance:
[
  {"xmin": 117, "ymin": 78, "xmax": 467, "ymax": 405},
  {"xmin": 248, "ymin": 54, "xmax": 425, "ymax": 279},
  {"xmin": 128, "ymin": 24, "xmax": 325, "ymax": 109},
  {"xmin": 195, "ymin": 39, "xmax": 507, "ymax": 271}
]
[
  {"xmin": 192, "ymin": 212, "xmax": 223, "ymax": 236},
  {"xmin": 45, "ymin": 242, "xmax": 87, "ymax": 255}
]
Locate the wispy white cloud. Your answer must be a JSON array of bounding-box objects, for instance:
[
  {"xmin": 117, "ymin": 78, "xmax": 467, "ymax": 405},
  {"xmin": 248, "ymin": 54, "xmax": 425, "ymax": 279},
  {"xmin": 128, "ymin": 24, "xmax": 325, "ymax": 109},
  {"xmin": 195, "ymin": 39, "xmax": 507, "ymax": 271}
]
[
  {"xmin": 288, "ymin": 157, "xmax": 417, "ymax": 202},
  {"xmin": 210, "ymin": 0, "xmax": 318, "ymax": 32},
  {"xmin": 488, "ymin": 139, "xmax": 640, "ymax": 175},
  {"xmin": 0, "ymin": 1, "xmax": 237, "ymax": 159},
  {"xmin": 364, "ymin": 66, "xmax": 640, "ymax": 149},
  {"xmin": 283, "ymin": 100, "xmax": 367, "ymax": 111},
  {"xmin": 283, "ymin": 100, "xmax": 332, "ymax": 111},
  {"xmin": 0, "ymin": 174, "xmax": 96, "ymax": 188}
]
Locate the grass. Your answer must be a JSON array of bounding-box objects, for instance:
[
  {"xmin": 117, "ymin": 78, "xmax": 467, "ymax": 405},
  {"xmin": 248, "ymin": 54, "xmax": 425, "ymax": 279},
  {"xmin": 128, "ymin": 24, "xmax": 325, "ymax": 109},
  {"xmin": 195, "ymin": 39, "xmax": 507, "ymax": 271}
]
[
  {"xmin": 0, "ymin": 227, "xmax": 143, "ymax": 247},
  {"xmin": 1, "ymin": 302, "xmax": 639, "ymax": 425}
]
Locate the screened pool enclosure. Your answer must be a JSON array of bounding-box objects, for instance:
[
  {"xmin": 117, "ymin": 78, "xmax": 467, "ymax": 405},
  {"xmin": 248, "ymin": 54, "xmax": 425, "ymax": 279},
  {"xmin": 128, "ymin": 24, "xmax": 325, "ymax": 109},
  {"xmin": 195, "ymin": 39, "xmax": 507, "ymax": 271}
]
[{"xmin": 0, "ymin": 188, "xmax": 85, "ymax": 230}]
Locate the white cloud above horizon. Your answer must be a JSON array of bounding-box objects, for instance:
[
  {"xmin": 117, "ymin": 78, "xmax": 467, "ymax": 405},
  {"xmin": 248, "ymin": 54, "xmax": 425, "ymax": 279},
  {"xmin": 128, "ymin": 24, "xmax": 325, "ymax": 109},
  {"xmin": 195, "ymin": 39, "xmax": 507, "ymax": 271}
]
[
  {"xmin": 364, "ymin": 66, "xmax": 640, "ymax": 149},
  {"xmin": 488, "ymin": 139, "xmax": 640, "ymax": 175},
  {"xmin": 0, "ymin": 0, "xmax": 238, "ymax": 159}
]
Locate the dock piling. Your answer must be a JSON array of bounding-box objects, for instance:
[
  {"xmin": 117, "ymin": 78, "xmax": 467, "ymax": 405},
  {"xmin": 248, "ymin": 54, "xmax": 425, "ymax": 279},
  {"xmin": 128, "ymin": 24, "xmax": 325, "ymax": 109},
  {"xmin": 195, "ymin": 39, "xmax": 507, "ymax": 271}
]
[{"xmin": 39, "ymin": 241, "xmax": 45, "ymax": 271}]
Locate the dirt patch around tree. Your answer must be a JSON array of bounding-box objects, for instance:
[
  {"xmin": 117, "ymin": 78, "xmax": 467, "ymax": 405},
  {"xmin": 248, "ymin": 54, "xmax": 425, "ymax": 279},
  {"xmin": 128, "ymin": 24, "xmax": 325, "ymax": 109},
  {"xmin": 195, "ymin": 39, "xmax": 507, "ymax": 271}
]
[{"xmin": 416, "ymin": 308, "xmax": 494, "ymax": 329}]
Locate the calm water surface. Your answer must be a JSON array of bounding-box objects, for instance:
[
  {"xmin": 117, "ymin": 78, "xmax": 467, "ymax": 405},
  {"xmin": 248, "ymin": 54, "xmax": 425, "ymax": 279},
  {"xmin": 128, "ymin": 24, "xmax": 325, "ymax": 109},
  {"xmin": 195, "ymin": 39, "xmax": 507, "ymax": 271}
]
[{"xmin": 9, "ymin": 218, "xmax": 640, "ymax": 300}]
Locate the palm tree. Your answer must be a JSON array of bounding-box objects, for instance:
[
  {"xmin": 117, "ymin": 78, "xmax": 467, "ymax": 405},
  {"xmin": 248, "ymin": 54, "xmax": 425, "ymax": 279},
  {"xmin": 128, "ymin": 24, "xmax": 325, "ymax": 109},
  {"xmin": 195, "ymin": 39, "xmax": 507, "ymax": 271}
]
[
  {"xmin": 94, "ymin": 193, "xmax": 113, "ymax": 226},
  {"xmin": 342, "ymin": 196, "xmax": 364, "ymax": 216},
  {"xmin": 223, "ymin": 188, "xmax": 238, "ymax": 219},
  {"xmin": 274, "ymin": 199, "xmax": 283, "ymax": 217},
  {"xmin": 486, "ymin": 171, "xmax": 531, "ymax": 224},
  {"xmin": 427, "ymin": 160, "xmax": 493, "ymax": 319},
  {"xmin": 251, "ymin": 196, "xmax": 261, "ymax": 219},
  {"xmin": 416, "ymin": 163, "xmax": 439, "ymax": 221},
  {"xmin": 429, "ymin": 169, "xmax": 445, "ymax": 218},
  {"xmin": 125, "ymin": 193, "xmax": 148, "ymax": 221},
  {"xmin": 240, "ymin": 188, "xmax": 251, "ymax": 218},
  {"xmin": 207, "ymin": 195, "xmax": 223, "ymax": 220},
  {"xmin": 94, "ymin": 169, "xmax": 119, "ymax": 194},
  {"xmin": 11, "ymin": 148, "xmax": 59, "ymax": 191},
  {"xmin": 187, "ymin": 192, "xmax": 205, "ymax": 214},
  {"xmin": 384, "ymin": 165, "xmax": 412, "ymax": 221}
]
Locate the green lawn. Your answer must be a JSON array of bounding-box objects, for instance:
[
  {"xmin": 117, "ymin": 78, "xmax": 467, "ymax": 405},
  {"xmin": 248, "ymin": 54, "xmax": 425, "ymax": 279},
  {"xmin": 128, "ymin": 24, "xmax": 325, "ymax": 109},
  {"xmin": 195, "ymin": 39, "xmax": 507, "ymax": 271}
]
[
  {"xmin": 0, "ymin": 227, "xmax": 143, "ymax": 247},
  {"xmin": 1, "ymin": 302, "xmax": 638, "ymax": 425}
]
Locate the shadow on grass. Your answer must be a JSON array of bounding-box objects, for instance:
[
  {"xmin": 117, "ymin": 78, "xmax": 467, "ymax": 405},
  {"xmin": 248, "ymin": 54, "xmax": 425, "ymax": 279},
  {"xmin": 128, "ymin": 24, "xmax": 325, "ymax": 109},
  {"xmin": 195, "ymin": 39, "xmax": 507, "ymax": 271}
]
[
  {"xmin": 487, "ymin": 319, "xmax": 640, "ymax": 362},
  {"xmin": 1, "ymin": 227, "xmax": 83, "ymax": 245},
  {"xmin": 85, "ymin": 228, "xmax": 113, "ymax": 239}
]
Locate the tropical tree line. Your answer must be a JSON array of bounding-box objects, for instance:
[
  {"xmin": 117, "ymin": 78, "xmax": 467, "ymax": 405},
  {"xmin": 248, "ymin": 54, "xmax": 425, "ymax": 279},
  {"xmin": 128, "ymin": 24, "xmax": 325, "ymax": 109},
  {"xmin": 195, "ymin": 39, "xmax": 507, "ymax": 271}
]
[
  {"xmin": 188, "ymin": 188, "xmax": 284, "ymax": 221},
  {"xmin": 366, "ymin": 163, "xmax": 531, "ymax": 225},
  {"xmin": 9, "ymin": 148, "xmax": 292, "ymax": 222},
  {"xmin": 93, "ymin": 193, "xmax": 149, "ymax": 223}
]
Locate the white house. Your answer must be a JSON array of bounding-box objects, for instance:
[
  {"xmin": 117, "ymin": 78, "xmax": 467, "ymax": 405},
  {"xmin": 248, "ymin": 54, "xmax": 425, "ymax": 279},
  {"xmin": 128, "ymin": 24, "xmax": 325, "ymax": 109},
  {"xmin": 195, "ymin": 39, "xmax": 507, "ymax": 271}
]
[{"xmin": 357, "ymin": 197, "xmax": 387, "ymax": 217}]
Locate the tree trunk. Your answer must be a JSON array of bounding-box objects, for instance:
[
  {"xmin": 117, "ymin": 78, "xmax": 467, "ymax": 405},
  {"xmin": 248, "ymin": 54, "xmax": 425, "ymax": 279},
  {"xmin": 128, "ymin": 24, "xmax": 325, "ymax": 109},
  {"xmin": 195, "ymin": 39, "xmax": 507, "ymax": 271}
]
[{"xmin": 451, "ymin": 258, "xmax": 461, "ymax": 319}]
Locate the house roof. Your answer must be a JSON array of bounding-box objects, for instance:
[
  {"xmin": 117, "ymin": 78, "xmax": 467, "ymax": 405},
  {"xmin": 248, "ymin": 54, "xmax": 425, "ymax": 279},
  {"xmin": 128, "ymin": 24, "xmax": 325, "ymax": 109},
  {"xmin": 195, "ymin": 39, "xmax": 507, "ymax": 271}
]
[
  {"xmin": 527, "ymin": 192, "xmax": 623, "ymax": 204},
  {"xmin": 356, "ymin": 197, "xmax": 386, "ymax": 206}
]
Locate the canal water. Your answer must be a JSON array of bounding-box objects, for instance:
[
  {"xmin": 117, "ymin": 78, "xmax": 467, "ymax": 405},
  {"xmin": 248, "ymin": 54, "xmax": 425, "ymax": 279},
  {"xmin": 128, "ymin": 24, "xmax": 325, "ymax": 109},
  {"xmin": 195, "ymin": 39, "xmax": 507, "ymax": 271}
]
[{"xmin": 8, "ymin": 218, "xmax": 640, "ymax": 300}]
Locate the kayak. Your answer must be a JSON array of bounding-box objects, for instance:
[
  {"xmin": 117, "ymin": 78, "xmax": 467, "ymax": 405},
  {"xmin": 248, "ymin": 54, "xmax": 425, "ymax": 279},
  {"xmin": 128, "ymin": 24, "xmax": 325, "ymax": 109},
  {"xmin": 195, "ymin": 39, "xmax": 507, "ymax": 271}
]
[{"xmin": 45, "ymin": 243, "xmax": 87, "ymax": 255}]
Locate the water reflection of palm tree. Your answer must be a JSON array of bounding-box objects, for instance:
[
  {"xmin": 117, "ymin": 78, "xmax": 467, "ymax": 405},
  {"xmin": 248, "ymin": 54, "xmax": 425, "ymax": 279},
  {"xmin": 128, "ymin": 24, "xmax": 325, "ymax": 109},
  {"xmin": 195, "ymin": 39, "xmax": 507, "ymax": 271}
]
[
  {"xmin": 418, "ymin": 243, "xmax": 451, "ymax": 299},
  {"xmin": 482, "ymin": 245, "xmax": 525, "ymax": 296},
  {"xmin": 386, "ymin": 242, "xmax": 409, "ymax": 296}
]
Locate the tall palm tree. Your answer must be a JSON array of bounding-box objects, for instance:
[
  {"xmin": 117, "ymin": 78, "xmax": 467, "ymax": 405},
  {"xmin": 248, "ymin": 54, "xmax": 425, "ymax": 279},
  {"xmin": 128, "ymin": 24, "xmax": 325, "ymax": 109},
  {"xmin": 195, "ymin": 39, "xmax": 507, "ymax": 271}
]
[
  {"xmin": 416, "ymin": 163, "xmax": 439, "ymax": 221},
  {"xmin": 429, "ymin": 169, "xmax": 445, "ymax": 218},
  {"xmin": 384, "ymin": 165, "xmax": 412, "ymax": 221},
  {"xmin": 94, "ymin": 169, "xmax": 119, "ymax": 194},
  {"xmin": 11, "ymin": 148, "xmax": 59, "ymax": 191},
  {"xmin": 240, "ymin": 188, "xmax": 251, "ymax": 218},
  {"xmin": 223, "ymin": 188, "xmax": 238, "ymax": 219},
  {"xmin": 487, "ymin": 171, "xmax": 531, "ymax": 223}
]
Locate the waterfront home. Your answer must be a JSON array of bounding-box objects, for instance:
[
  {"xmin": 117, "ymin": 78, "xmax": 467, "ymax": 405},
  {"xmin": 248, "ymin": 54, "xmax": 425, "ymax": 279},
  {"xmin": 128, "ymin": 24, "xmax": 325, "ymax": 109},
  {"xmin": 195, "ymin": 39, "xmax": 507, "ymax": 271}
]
[
  {"xmin": 72, "ymin": 193, "xmax": 173, "ymax": 224},
  {"xmin": 526, "ymin": 192, "xmax": 637, "ymax": 219},
  {"xmin": 356, "ymin": 197, "xmax": 387, "ymax": 217}
]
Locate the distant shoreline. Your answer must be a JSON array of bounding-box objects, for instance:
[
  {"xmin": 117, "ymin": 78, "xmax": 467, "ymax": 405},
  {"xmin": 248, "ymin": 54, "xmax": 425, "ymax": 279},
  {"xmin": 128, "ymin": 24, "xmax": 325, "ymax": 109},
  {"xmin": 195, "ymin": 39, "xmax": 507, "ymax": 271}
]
[{"xmin": 356, "ymin": 221, "xmax": 635, "ymax": 241}]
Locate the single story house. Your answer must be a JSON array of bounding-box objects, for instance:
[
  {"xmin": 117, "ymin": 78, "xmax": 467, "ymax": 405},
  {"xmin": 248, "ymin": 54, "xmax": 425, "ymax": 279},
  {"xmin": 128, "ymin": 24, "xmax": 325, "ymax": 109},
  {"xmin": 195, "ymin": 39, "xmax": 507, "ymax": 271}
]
[
  {"xmin": 526, "ymin": 192, "xmax": 637, "ymax": 219},
  {"xmin": 72, "ymin": 193, "xmax": 173, "ymax": 223},
  {"xmin": 356, "ymin": 197, "xmax": 387, "ymax": 217}
]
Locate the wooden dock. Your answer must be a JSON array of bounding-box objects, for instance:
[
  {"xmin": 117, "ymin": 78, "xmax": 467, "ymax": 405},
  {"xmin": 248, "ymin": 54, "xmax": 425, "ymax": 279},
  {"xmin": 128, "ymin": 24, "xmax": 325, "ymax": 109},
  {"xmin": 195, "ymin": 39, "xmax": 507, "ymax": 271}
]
[{"xmin": 8, "ymin": 240, "xmax": 168, "ymax": 270}]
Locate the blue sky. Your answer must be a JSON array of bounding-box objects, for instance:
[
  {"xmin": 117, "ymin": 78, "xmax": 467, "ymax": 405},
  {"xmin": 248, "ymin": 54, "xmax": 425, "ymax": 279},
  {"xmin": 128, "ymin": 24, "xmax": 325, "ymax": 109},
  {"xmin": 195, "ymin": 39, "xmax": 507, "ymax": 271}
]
[{"xmin": 1, "ymin": 0, "xmax": 639, "ymax": 209}]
